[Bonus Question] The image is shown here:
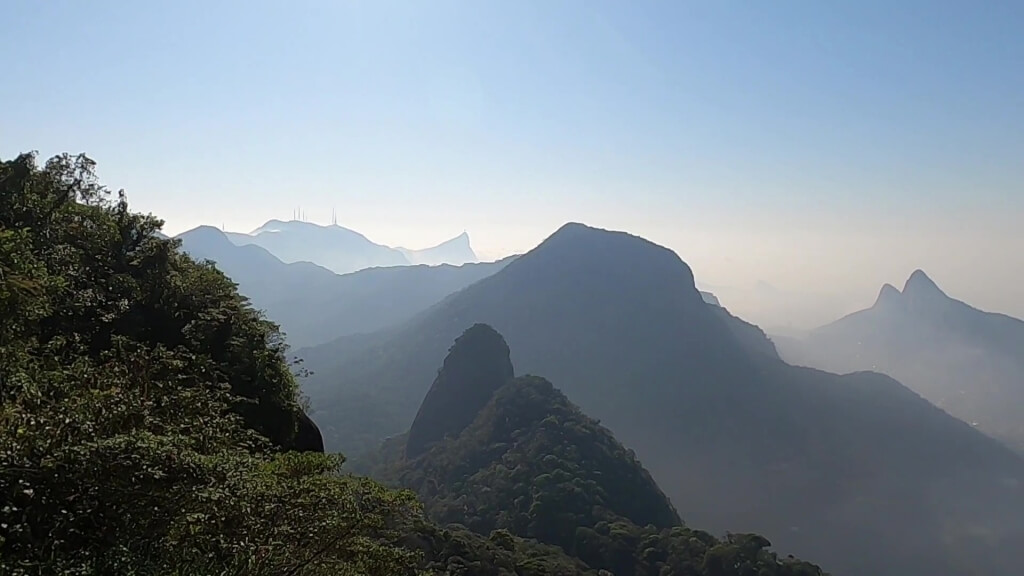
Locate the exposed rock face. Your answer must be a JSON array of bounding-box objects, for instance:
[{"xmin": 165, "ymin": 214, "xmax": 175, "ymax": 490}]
[
  {"xmin": 405, "ymin": 323, "xmax": 514, "ymax": 458},
  {"xmin": 294, "ymin": 410, "xmax": 325, "ymax": 453}
]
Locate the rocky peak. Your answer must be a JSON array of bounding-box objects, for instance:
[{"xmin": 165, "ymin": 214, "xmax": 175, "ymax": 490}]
[
  {"xmin": 902, "ymin": 269, "xmax": 948, "ymax": 301},
  {"xmin": 405, "ymin": 324, "xmax": 514, "ymax": 458},
  {"xmin": 874, "ymin": 283, "xmax": 903, "ymax": 308}
]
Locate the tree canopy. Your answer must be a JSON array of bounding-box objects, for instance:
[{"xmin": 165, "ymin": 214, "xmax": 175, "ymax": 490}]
[{"xmin": 0, "ymin": 152, "xmax": 592, "ymax": 575}]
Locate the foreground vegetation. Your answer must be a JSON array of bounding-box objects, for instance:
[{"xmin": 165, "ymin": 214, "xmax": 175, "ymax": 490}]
[{"xmin": 1, "ymin": 152, "xmax": 825, "ymax": 575}]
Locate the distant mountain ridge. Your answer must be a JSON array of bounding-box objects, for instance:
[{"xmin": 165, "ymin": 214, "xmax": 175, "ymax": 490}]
[
  {"xmin": 226, "ymin": 219, "xmax": 407, "ymax": 274},
  {"xmin": 220, "ymin": 219, "xmax": 478, "ymax": 274},
  {"xmin": 175, "ymin": 226, "xmax": 511, "ymax": 348},
  {"xmin": 776, "ymin": 269, "xmax": 1024, "ymax": 453},
  {"xmin": 299, "ymin": 222, "xmax": 1024, "ymax": 576}
]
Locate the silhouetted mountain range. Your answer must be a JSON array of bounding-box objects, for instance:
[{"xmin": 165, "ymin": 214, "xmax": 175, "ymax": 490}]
[
  {"xmin": 775, "ymin": 269, "xmax": 1024, "ymax": 453},
  {"xmin": 299, "ymin": 222, "xmax": 1024, "ymax": 576},
  {"xmin": 176, "ymin": 226, "xmax": 510, "ymax": 348},
  {"xmin": 219, "ymin": 219, "xmax": 477, "ymax": 274}
]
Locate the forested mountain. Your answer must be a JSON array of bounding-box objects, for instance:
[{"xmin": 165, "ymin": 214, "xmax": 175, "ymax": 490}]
[
  {"xmin": 362, "ymin": 325, "xmax": 825, "ymax": 576},
  {"xmin": 0, "ymin": 152, "xmax": 652, "ymax": 576},
  {"xmin": 776, "ymin": 270, "xmax": 1024, "ymax": 453},
  {"xmin": 300, "ymin": 222, "xmax": 1024, "ymax": 576},
  {"xmin": 176, "ymin": 225, "xmax": 512, "ymax": 348}
]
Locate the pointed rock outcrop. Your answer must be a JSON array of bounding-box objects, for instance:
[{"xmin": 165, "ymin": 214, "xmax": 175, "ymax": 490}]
[
  {"xmin": 405, "ymin": 323, "xmax": 514, "ymax": 458},
  {"xmin": 903, "ymin": 269, "xmax": 947, "ymax": 299},
  {"xmin": 874, "ymin": 283, "xmax": 903, "ymax": 308}
]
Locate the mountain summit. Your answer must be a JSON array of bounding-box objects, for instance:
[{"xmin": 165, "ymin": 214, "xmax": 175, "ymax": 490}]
[
  {"xmin": 902, "ymin": 269, "xmax": 948, "ymax": 300},
  {"xmin": 398, "ymin": 231, "xmax": 477, "ymax": 266},
  {"xmin": 874, "ymin": 283, "xmax": 902, "ymax": 308},
  {"xmin": 405, "ymin": 324, "xmax": 514, "ymax": 458}
]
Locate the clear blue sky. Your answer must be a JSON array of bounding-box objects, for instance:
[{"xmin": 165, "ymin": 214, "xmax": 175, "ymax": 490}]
[{"xmin": 3, "ymin": 1, "xmax": 1022, "ymax": 325}]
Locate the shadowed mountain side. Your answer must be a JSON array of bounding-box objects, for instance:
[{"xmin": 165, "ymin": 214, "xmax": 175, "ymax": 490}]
[
  {"xmin": 776, "ymin": 270, "xmax": 1024, "ymax": 453},
  {"xmin": 300, "ymin": 223, "xmax": 1024, "ymax": 576},
  {"xmin": 176, "ymin": 226, "xmax": 513, "ymax": 348}
]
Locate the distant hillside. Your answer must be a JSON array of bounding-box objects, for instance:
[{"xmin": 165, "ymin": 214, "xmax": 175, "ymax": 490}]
[
  {"xmin": 176, "ymin": 226, "xmax": 512, "ymax": 348},
  {"xmin": 300, "ymin": 222, "xmax": 1024, "ymax": 576},
  {"xmin": 776, "ymin": 270, "xmax": 1024, "ymax": 453},
  {"xmin": 177, "ymin": 225, "xmax": 338, "ymax": 304},
  {"xmin": 362, "ymin": 325, "xmax": 824, "ymax": 576}
]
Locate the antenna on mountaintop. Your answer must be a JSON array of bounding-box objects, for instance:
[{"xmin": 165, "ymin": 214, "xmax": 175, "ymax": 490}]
[{"xmin": 332, "ymin": 207, "xmax": 337, "ymax": 226}]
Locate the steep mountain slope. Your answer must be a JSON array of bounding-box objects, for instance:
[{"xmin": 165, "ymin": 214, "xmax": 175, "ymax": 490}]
[
  {"xmin": 398, "ymin": 231, "xmax": 478, "ymax": 265},
  {"xmin": 776, "ymin": 270, "xmax": 1024, "ymax": 453},
  {"xmin": 176, "ymin": 226, "xmax": 512, "ymax": 348},
  {"xmin": 227, "ymin": 219, "xmax": 410, "ymax": 274},
  {"xmin": 301, "ymin": 223, "xmax": 1024, "ymax": 576},
  {"xmin": 365, "ymin": 325, "xmax": 824, "ymax": 576}
]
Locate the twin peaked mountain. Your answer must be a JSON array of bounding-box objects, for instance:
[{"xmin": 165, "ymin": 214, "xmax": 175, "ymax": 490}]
[
  {"xmin": 302, "ymin": 222, "xmax": 1024, "ymax": 576},
  {"xmin": 776, "ymin": 269, "xmax": 1024, "ymax": 453}
]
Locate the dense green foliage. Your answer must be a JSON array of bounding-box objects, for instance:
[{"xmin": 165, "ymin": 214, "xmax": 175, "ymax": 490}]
[
  {"xmin": 0, "ymin": 152, "xmax": 422, "ymax": 574},
  {"xmin": 365, "ymin": 327, "xmax": 827, "ymax": 576},
  {"xmin": 0, "ymin": 153, "xmax": 603, "ymax": 575}
]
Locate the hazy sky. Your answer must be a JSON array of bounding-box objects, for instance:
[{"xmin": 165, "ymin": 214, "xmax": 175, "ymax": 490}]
[{"xmin": 3, "ymin": 1, "xmax": 1022, "ymax": 326}]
